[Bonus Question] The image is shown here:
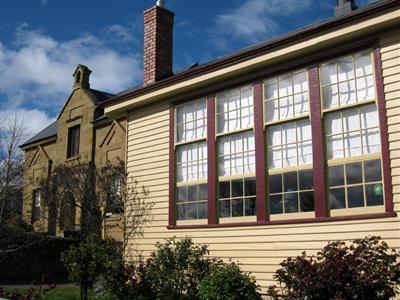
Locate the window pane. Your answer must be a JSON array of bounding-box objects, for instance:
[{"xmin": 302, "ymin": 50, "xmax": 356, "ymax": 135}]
[
  {"xmin": 219, "ymin": 181, "xmax": 230, "ymax": 198},
  {"xmin": 325, "ymin": 111, "xmax": 342, "ymax": 135},
  {"xmin": 362, "ymin": 129, "xmax": 380, "ymax": 154},
  {"xmin": 279, "ymin": 97, "xmax": 293, "ymax": 119},
  {"xmin": 338, "ymin": 56, "xmax": 354, "ymax": 82},
  {"xmin": 265, "ymin": 100, "xmax": 279, "ymax": 122},
  {"xmin": 360, "ymin": 104, "xmax": 378, "ymax": 128},
  {"xmin": 293, "ymin": 70, "xmax": 308, "ymax": 93},
  {"xmin": 343, "ymin": 107, "xmax": 360, "ymax": 131},
  {"xmin": 344, "ymin": 132, "xmax": 362, "ymax": 157},
  {"xmin": 329, "ymin": 188, "xmax": 345, "ymax": 209},
  {"xmin": 364, "ymin": 160, "xmax": 382, "ymax": 182},
  {"xmin": 328, "ymin": 165, "xmax": 344, "ymax": 187},
  {"xmin": 284, "ymin": 193, "xmax": 298, "ymax": 213},
  {"xmin": 198, "ymin": 184, "xmax": 208, "ymax": 200},
  {"xmin": 198, "ymin": 202, "xmax": 208, "ymax": 219},
  {"xmin": 321, "ymin": 63, "xmax": 337, "ymax": 86},
  {"xmin": 177, "ymin": 187, "xmax": 186, "ymax": 202},
  {"xmin": 283, "ymin": 172, "xmax": 297, "ymax": 192},
  {"xmin": 299, "ymin": 170, "xmax": 313, "ymax": 190},
  {"xmin": 355, "ymin": 51, "xmax": 372, "ymax": 77},
  {"xmin": 177, "ymin": 204, "xmax": 186, "ymax": 220},
  {"xmin": 323, "ymin": 85, "xmax": 339, "ymax": 108},
  {"xmin": 265, "ymin": 82, "xmax": 278, "ymax": 100},
  {"xmin": 232, "ymin": 199, "xmax": 244, "ymax": 217},
  {"xmin": 300, "ymin": 192, "xmax": 314, "ymax": 212},
  {"xmin": 356, "ymin": 75, "xmax": 375, "ymax": 101},
  {"xmin": 365, "ymin": 184, "xmax": 384, "ymax": 206},
  {"xmin": 269, "ymin": 174, "xmax": 282, "ymax": 194},
  {"xmin": 244, "ymin": 178, "xmax": 256, "ymax": 196},
  {"xmin": 231, "ymin": 179, "xmax": 243, "ymax": 197},
  {"xmin": 187, "ymin": 203, "xmax": 197, "ymax": 219},
  {"xmin": 294, "ymin": 93, "xmax": 308, "ymax": 115},
  {"xmin": 347, "ymin": 186, "xmax": 364, "ymax": 208},
  {"xmin": 187, "ymin": 185, "xmax": 197, "ymax": 202},
  {"xmin": 245, "ymin": 198, "xmax": 256, "ymax": 216},
  {"xmin": 345, "ymin": 162, "xmax": 362, "ymax": 185},
  {"xmin": 270, "ymin": 194, "xmax": 283, "ymax": 214},
  {"xmin": 339, "ymin": 80, "xmax": 357, "ymax": 106},
  {"xmin": 278, "ymin": 73, "xmax": 293, "ymax": 97},
  {"xmin": 176, "ymin": 99, "xmax": 207, "ymax": 142},
  {"xmin": 220, "ymin": 200, "xmax": 230, "ymax": 217}
]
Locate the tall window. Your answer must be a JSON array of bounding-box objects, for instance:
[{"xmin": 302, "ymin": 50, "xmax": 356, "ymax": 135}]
[
  {"xmin": 67, "ymin": 125, "xmax": 80, "ymax": 158},
  {"xmin": 217, "ymin": 86, "xmax": 256, "ymax": 218},
  {"xmin": 31, "ymin": 189, "xmax": 41, "ymax": 223},
  {"xmin": 321, "ymin": 50, "xmax": 384, "ymax": 211},
  {"xmin": 175, "ymin": 99, "xmax": 208, "ymax": 220},
  {"xmin": 264, "ymin": 69, "xmax": 315, "ymax": 215}
]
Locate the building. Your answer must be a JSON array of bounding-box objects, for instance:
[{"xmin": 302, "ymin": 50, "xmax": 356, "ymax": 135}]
[
  {"xmin": 20, "ymin": 65, "xmax": 126, "ymax": 240},
  {"xmin": 21, "ymin": 0, "xmax": 400, "ymax": 293},
  {"xmin": 102, "ymin": 0, "xmax": 400, "ymax": 292}
]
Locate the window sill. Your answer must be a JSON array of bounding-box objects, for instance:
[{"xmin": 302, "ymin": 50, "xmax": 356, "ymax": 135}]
[
  {"xmin": 66, "ymin": 155, "xmax": 81, "ymax": 162},
  {"xmin": 167, "ymin": 211, "xmax": 396, "ymax": 229}
]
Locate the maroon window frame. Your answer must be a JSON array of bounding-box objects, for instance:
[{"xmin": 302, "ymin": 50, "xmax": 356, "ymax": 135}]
[
  {"xmin": 167, "ymin": 45, "xmax": 395, "ymax": 229},
  {"xmin": 308, "ymin": 66, "xmax": 328, "ymax": 218}
]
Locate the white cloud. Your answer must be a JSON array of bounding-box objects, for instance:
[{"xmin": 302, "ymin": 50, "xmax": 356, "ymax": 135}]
[
  {"xmin": 1, "ymin": 24, "xmax": 142, "ymax": 113},
  {"xmin": 0, "ymin": 108, "xmax": 55, "ymax": 144},
  {"xmin": 211, "ymin": 0, "xmax": 312, "ymax": 49}
]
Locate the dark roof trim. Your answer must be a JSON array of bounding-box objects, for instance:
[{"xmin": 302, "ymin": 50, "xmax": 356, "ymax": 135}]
[{"xmin": 102, "ymin": 0, "xmax": 399, "ymax": 108}]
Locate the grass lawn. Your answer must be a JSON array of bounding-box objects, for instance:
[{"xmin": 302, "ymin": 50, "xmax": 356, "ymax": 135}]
[
  {"xmin": 41, "ymin": 286, "xmax": 80, "ymax": 300},
  {"xmin": 1, "ymin": 285, "xmax": 118, "ymax": 300}
]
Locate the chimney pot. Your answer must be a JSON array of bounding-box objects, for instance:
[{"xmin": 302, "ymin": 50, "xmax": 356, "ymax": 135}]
[{"xmin": 334, "ymin": 0, "xmax": 357, "ymax": 17}]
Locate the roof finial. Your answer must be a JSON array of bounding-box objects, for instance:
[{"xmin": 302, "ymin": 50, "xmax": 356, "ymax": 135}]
[{"xmin": 156, "ymin": 0, "xmax": 165, "ymax": 8}]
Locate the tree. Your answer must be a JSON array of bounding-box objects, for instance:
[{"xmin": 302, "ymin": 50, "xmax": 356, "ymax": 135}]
[
  {"xmin": 37, "ymin": 158, "xmax": 153, "ymax": 245},
  {"xmin": 0, "ymin": 113, "xmax": 25, "ymax": 224}
]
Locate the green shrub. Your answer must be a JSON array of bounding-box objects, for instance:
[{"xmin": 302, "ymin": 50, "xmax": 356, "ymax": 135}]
[
  {"xmin": 143, "ymin": 237, "xmax": 222, "ymax": 300},
  {"xmin": 267, "ymin": 236, "xmax": 400, "ymax": 299},
  {"xmin": 103, "ymin": 260, "xmax": 152, "ymax": 300},
  {"xmin": 198, "ymin": 263, "xmax": 261, "ymax": 300},
  {"xmin": 61, "ymin": 237, "xmax": 121, "ymax": 300}
]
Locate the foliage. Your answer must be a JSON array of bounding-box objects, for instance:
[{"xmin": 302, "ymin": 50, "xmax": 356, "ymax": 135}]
[
  {"xmin": 143, "ymin": 237, "xmax": 223, "ymax": 300},
  {"xmin": 103, "ymin": 260, "xmax": 152, "ymax": 300},
  {"xmin": 267, "ymin": 236, "xmax": 400, "ymax": 299},
  {"xmin": 61, "ymin": 237, "xmax": 121, "ymax": 300},
  {"xmin": 0, "ymin": 221, "xmax": 45, "ymax": 262},
  {"xmin": 198, "ymin": 262, "xmax": 261, "ymax": 300}
]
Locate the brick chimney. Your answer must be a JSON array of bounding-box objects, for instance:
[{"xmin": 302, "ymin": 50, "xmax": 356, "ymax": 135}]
[
  {"xmin": 334, "ymin": 0, "xmax": 357, "ymax": 17},
  {"xmin": 143, "ymin": 1, "xmax": 174, "ymax": 85}
]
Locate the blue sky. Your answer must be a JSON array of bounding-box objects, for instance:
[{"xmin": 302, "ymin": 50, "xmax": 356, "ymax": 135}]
[{"xmin": 0, "ymin": 0, "xmax": 376, "ymax": 140}]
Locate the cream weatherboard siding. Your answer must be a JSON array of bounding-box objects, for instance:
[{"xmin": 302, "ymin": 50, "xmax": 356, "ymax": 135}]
[{"xmin": 124, "ymin": 32, "xmax": 400, "ymax": 292}]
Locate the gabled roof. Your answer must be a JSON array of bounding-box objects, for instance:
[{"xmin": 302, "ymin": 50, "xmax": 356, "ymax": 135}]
[
  {"xmin": 20, "ymin": 120, "xmax": 58, "ymax": 148},
  {"xmin": 20, "ymin": 88, "xmax": 114, "ymax": 149}
]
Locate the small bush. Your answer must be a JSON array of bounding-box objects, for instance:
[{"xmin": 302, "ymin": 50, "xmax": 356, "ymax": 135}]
[
  {"xmin": 61, "ymin": 237, "xmax": 121, "ymax": 300},
  {"xmin": 143, "ymin": 237, "xmax": 222, "ymax": 300},
  {"xmin": 198, "ymin": 262, "xmax": 261, "ymax": 300},
  {"xmin": 267, "ymin": 236, "xmax": 400, "ymax": 299}
]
